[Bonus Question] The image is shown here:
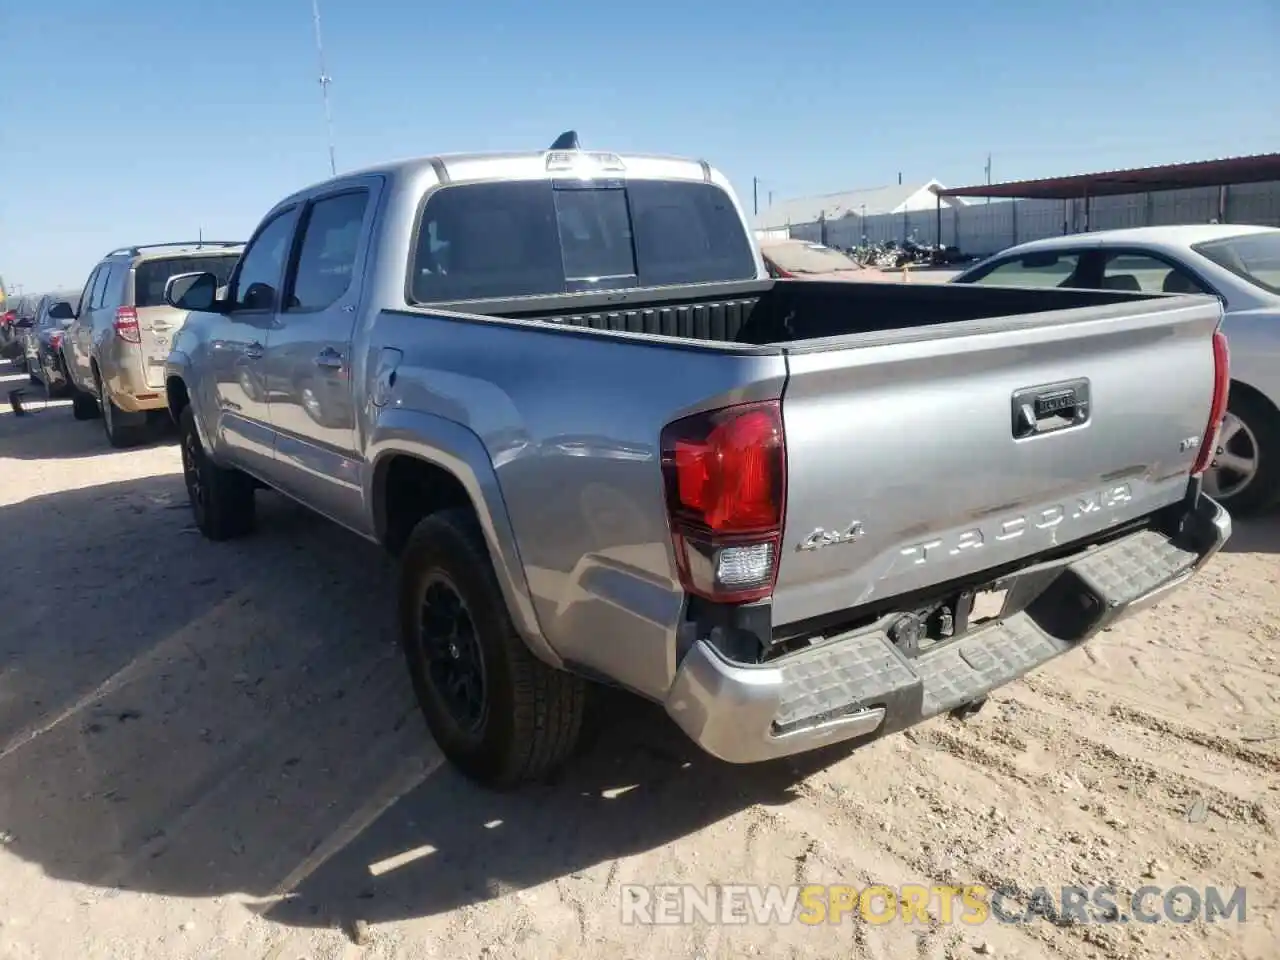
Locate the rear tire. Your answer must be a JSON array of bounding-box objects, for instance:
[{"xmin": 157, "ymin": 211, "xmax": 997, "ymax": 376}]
[
  {"xmin": 69, "ymin": 378, "xmax": 100, "ymax": 420},
  {"xmin": 179, "ymin": 405, "xmax": 256, "ymax": 540},
  {"xmin": 1205, "ymin": 389, "xmax": 1280, "ymax": 515},
  {"xmin": 97, "ymin": 374, "xmax": 147, "ymax": 448},
  {"xmin": 398, "ymin": 509, "xmax": 586, "ymax": 789}
]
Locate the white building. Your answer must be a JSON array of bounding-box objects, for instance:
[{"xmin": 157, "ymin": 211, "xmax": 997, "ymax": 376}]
[{"xmin": 752, "ymin": 179, "xmax": 967, "ymax": 233}]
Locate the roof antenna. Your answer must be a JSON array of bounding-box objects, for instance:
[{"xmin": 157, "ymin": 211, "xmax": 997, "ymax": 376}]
[
  {"xmin": 311, "ymin": 0, "xmax": 338, "ymax": 177},
  {"xmin": 550, "ymin": 130, "xmax": 580, "ymax": 151}
]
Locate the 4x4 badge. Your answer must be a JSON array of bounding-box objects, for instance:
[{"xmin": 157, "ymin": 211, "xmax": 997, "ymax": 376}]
[{"xmin": 798, "ymin": 521, "xmax": 864, "ymax": 551}]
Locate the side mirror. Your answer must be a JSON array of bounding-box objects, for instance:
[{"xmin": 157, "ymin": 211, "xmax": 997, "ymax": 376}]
[
  {"xmin": 48, "ymin": 300, "xmax": 75, "ymax": 321},
  {"xmin": 165, "ymin": 271, "xmax": 219, "ymax": 311}
]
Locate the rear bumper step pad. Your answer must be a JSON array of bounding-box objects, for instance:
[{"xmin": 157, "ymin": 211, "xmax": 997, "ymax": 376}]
[{"xmin": 665, "ymin": 494, "xmax": 1230, "ymax": 763}]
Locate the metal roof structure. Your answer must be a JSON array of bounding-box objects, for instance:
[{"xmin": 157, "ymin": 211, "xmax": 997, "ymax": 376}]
[{"xmin": 938, "ymin": 153, "xmax": 1280, "ymax": 201}]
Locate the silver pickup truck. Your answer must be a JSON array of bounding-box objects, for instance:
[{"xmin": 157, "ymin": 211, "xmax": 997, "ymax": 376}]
[{"xmin": 164, "ymin": 134, "xmax": 1232, "ymax": 788}]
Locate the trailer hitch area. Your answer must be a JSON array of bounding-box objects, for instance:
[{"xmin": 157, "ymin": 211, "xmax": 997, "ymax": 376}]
[{"xmin": 949, "ymin": 697, "xmax": 989, "ymax": 721}]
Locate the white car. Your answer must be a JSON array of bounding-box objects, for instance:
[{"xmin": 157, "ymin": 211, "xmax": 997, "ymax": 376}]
[{"xmin": 953, "ymin": 225, "xmax": 1280, "ymax": 513}]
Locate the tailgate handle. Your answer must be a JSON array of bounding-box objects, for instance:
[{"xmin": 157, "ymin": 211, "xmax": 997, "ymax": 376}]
[{"xmin": 1011, "ymin": 378, "xmax": 1090, "ymax": 439}]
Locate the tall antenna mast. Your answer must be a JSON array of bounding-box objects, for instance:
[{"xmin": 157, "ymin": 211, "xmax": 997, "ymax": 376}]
[{"xmin": 311, "ymin": 0, "xmax": 337, "ymax": 177}]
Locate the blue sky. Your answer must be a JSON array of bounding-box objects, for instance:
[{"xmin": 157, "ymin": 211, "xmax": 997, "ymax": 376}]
[{"xmin": 2, "ymin": 0, "xmax": 1277, "ymax": 291}]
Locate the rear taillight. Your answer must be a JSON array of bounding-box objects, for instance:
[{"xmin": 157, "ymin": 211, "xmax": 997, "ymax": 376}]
[
  {"xmin": 113, "ymin": 306, "xmax": 140, "ymax": 343},
  {"xmin": 1191, "ymin": 328, "xmax": 1231, "ymax": 477},
  {"xmin": 49, "ymin": 331, "xmax": 63, "ymax": 350},
  {"xmin": 660, "ymin": 401, "xmax": 786, "ymax": 603},
  {"xmin": 1, "ymin": 310, "xmax": 14, "ymax": 327}
]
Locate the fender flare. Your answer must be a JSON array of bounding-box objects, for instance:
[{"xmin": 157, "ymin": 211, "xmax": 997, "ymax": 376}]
[
  {"xmin": 164, "ymin": 351, "xmax": 219, "ymax": 457},
  {"xmin": 366, "ymin": 409, "xmax": 559, "ymax": 668}
]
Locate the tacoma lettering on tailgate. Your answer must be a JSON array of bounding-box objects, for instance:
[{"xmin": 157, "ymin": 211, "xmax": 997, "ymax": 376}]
[{"xmin": 898, "ymin": 483, "xmax": 1134, "ymax": 567}]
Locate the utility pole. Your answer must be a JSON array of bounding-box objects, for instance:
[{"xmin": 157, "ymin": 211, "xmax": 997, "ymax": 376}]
[
  {"xmin": 753, "ymin": 177, "xmax": 759, "ymax": 216},
  {"xmin": 311, "ymin": 0, "xmax": 337, "ymax": 177},
  {"xmin": 985, "ymin": 153, "xmax": 992, "ymax": 204}
]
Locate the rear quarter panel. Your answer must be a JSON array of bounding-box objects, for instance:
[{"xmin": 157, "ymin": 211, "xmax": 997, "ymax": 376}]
[{"xmin": 362, "ymin": 309, "xmax": 787, "ymax": 700}]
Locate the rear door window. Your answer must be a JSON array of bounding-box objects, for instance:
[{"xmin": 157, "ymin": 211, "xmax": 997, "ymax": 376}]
[
  {"xmin": 410, "ymin": 178, "xmax": 755, "ymax": 303},
  {"xmin": 37, "ymin": 298, "xmax": 57, "ymax": 328},
  {"xmin": 88, "ymin": 266, "xmax": 112, "ymax": 308},
  {"xmin": 286, "ymin": 191, "xmax": 370, "ymax": 312},
  {"xmin": 79, "ymin": 267, "xmax": 103, "ymax": 315},
  {"xmin": 95, "ymin": 263, "xmax": 124, "ymax": 308},
  {"xmin": 1100, "ymin": 252, "xmax": 1210, "ymax": 295},
  {"xmin": 135, "ymin": 255, "xmax": 239, "ymax": 308}
]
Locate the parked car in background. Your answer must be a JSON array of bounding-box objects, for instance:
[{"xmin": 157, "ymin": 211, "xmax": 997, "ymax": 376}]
[
  {"xmin": 165, "ymin": 136, "xmax": 1229, "ymax": 788},
  {"xmin": 759, "ymin": 238, "xmax": 873, "ymax": 280},
  {"xmin": 21, "ymin": 290, "xmax": 82, "ymax": 395},
  {"xmin": 1, "ymin": 294, "xmax": 39, "ymax": 364},
  {"xmin": 0, "ymin": 283, "xmax": 16, "ymax": 358},
  {"xmin": 1, "ymin": 304, "xmax": 21, "ymax": 360},
  {"xmin": 952, "ymin": 225, "xmax": 1280, "ymax": 513},
  {"xmin": 61, "ymin": 241, "xmax": 243, "ymax": 446}
]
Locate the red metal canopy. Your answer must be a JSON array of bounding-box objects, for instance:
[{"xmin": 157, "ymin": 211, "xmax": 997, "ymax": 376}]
[{"xmin": 938, "ymin": 153, "xmax": 1280, "ymax": 201}]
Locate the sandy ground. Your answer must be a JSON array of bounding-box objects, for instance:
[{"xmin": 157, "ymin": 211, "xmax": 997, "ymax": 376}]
[{"xmin": 0, "ymin": 357, "xmax": 1276, "ymax": 960}]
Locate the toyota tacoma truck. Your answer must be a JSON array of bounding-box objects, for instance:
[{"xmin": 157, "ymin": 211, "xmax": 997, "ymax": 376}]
[{"xmin": 164, "ymin": 133, "xmax": 1232, "ymax": 788}]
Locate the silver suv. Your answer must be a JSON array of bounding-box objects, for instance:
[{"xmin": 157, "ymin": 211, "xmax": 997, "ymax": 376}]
[{"xmin": 61, "ymin": 241, "xmax": 243, "ymax": 446}]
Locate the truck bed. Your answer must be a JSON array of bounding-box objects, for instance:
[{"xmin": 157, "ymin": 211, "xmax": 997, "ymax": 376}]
[
  {"xmin": 449, "ymin": 277, "xmax": 1222, "ymax": 628},
  {"xmin": 387, "ymin": 275, "xmax": 1221, "ymax": 698},
  {"xmin": 432, "ymin": 278, "xmax": 1178, "ymax": 346}
]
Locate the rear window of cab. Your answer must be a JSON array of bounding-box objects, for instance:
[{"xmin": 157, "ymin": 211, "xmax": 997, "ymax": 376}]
[{"xmin": 409, "ymin": 179, "xmax": 756, "ymax": 303}]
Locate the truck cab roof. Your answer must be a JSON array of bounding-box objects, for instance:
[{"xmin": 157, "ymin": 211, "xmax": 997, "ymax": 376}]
[{"xmin": 278, "ymin": 149, "xmax": 730, "ymax": 210}]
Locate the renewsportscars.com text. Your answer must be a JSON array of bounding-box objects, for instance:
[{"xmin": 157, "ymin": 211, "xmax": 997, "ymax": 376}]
[{"xmin": 620, "ymin": 883, "xmax": 1247, "ymax": 927}]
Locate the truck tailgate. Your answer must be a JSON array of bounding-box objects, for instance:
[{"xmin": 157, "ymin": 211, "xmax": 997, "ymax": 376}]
[{"xmin": 772, "ymin": 297, "xmax": 1222, "ymax": 627}]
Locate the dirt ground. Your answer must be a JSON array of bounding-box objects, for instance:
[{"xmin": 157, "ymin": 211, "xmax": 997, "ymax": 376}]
[{"xmin": 0, "ymin": 357, "xmax": 1276, "ymax": 960}]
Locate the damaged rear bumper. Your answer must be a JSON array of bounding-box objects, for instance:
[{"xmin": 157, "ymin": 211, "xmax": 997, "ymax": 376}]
[{"xmin": 664, "ymin": 494, "xmax": 1231, "ymax": 764}]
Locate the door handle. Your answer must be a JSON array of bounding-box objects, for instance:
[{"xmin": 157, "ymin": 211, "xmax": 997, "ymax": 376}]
[
  {"xmin": 314, "ymin": 347, "xmax": 345, "ymax": 370},
  {"xmin": 244, "ymin": 341, "xmax": 264, "ymax": 359},
  {"xmin": 1011, "ymin": 378, "xmax": 1090, "ymax": 439}
]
